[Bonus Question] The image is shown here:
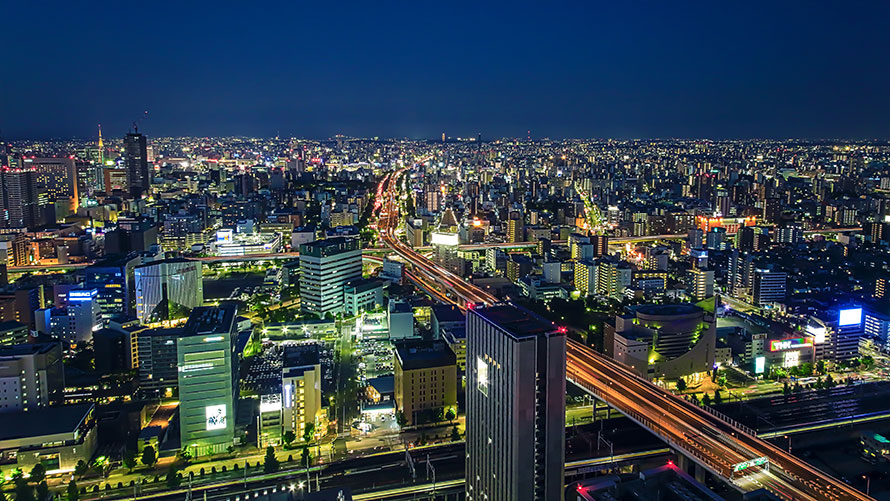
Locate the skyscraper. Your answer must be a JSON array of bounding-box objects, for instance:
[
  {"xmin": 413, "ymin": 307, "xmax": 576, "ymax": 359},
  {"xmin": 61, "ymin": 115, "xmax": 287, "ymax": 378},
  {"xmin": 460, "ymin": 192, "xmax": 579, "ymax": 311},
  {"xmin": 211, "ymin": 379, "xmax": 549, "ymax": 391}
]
[
  {"xmin": 466, "ymin": 304, "xmax": 565, "ymax": 501},
  {"xmin": 177, "ymin": 304, "xmax": 238, "ymax": 457},
  {"xmin": 299, "ymin": 237, "xmax": 362, "ymax": 316},
  {"xmin": 0, "ymin": 168, "xmax": 41, "ymax": 229},
  {"xmin": 125, "ymin": 132, "xmax": 150, "ymax": 197}
]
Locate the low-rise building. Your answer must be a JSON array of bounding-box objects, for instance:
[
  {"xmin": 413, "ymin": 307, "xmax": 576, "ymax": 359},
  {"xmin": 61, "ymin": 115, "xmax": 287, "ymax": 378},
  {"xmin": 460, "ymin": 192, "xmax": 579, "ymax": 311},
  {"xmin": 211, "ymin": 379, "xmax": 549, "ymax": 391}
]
[
  {"xmin": 0, "ymin": 403, "xmax": 97, "ymax": 472},
  {"xmin": 393, "ymin": 340, "xmax": 457, "ymax": 426}
]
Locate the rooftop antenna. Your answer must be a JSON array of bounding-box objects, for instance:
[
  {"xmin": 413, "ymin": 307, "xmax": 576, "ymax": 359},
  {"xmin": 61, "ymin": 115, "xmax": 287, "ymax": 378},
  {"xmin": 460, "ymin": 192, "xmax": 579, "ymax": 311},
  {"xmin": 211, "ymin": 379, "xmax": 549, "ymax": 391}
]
[{"xmin": 132, "ymin": 110, "xmax": 149, "ymax": 133}]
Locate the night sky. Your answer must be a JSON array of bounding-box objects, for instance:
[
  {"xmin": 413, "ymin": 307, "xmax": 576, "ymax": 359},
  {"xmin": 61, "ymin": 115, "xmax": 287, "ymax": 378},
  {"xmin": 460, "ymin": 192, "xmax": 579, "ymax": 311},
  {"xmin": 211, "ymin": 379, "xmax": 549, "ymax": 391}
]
[{"xmin": 3, "ymin": 1, "xmax": 889, "ymax": 140}]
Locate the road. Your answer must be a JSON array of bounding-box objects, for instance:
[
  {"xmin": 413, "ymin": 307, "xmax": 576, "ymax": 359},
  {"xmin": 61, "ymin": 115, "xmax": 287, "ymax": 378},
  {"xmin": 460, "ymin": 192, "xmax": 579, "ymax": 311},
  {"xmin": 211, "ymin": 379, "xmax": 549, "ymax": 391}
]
[
  {"xmin": 566, "ymin": 340, "xmax": 871, "ymax": 501},
  {"xmin": 373, "ymin": 166, "xmax": 871, "ymax": 500}
]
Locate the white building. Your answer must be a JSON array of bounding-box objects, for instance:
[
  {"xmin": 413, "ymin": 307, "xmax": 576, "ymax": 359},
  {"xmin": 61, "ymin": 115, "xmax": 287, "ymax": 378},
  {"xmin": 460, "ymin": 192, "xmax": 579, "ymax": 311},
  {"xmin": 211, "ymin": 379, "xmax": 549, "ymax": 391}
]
[{"xmin": 299, "ymin": 237, "xmax": 362, "ymax": 317}]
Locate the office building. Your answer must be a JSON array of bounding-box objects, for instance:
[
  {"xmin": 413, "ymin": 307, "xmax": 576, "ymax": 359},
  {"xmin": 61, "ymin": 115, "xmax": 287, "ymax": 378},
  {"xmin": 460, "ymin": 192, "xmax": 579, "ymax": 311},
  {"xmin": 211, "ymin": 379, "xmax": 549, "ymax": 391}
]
[
  {"xmin": 24, "ymin": 157, "xmax": 78, "ymax": 218},
  {"xmin": 394, "ymin": 340, "xmax": 457, "ymax": 426},
  {"xmin": 466, "ymin": 304, "xmax": 566, "ymax": 501},
  {"xmin": 66, "ymin": 289, "xmax": 101, "ymax": 343},
  {"xmin": 299, "ymin": 237, "xmax": 362, "ymax": 316},
  {"xmin": 0, "ymin": 342, "xmax": 64, "ymax": 413},
  {"xmin": 177, "ymin": 304, "xmax": 238, "ymax": 456},
  {"xmin": 92, "ymin": 328, "xmax": 133, "ymax": 375},
  {"xmin": 753, "ymin": 269, "xmax": 787, "ymax": 306},
  {"xmin": 342, "ymin": 278, "xmax": 384, "ymax": 316},
  {"xmin": 281, "ymin": 343, "xmax": 323, "ymax": 442},
  {"xmin": 865, "ymin": 311, "xmax": 890, "ymax": 350},
  {"xmin": 1, "ymin": 168, "xmax": 42, "ymax": 229},
  {"xmin": 84, "ymin": 255, "xmax": 141, "ymax": 320},
  {"xmin": 134, "ymin": 258, "xmax": 204, "ymax": 324},
  {"xmin": 0, "ymin": 321, "xmax": 28, "ymax": 346},
  {"xmin": 125, "ymin": 132, "xmax": 150, "ymax": 197},
  {"xmin": 388, "ymin": 300, "xmax": 415, "ymax": 340},
  {"xmin": 133, "ymin": 327, "xmax": 180, "ymax": 396}
]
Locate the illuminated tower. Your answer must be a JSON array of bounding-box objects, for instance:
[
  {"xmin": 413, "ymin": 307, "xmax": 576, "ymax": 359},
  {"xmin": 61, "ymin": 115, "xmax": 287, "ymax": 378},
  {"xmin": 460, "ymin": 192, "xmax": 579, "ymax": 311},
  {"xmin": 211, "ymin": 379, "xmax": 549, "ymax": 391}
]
[{"xmin": 97, "ymin": 124, "xmax": 104, "ymax": 164}]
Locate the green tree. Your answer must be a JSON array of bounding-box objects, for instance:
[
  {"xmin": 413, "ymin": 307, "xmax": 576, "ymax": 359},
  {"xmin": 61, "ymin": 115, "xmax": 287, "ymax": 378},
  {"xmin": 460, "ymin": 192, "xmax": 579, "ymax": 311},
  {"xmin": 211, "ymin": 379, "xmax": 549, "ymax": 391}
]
[
  {"xmin": 178, "ymin": 447, "xmax": 191, "ymax": 462},
  {"xmin": 702, "ymin": 394, "xmax": 711, "ymax": 406},
  {"xmin": 713, "ymin": 390, "xmax": 722, "ymax": 404},
  {"xmin": 66, "ymin": 482, "xmax": 79, "ymax": 501},
  {"xmin": 434, "ymin": 408, "xmax": 445, "ymax": 423},
  {"xmin": 15, "ymin": 478, "xmax": 35, "ymax": 501},
  {"xmin": 35, "ymin": 481, "xmax": 48, "ymax": 501},
  {"xmin": 300, "ymin": 446, "xmax": 311, "ymax": 468},
  {"xmin": 29, "ymin": 464, "xmax": 46, "ymax": 484},
  {"xmin": 816, "ymin": 359, "xmax": 825, "ymax": 374},
  {"xmin": 825, "ymin": 374, "xmax": 835, "ymax": 388},
  {"xmin": 74, "ymin": 460, "xmax": 88, "ymax": 478},
  {"xmin": 451, "ymin": 426, "xmax": 460, "ymax": 442},
  {"xmin": 675, "ymin": 378, "xmax": 687, "ymax": 392},
  {"xmin": 283, "ymin": 431, "xmax": 296, "ymax": 448},
  {"xmin": 165, "ymin": 465, "xmax": 180, "ymax": 489},
  {"xmin": 815, "ymin": 377, "xmax": 824, "ymax": 390},
  {"xmin": 717, "ymin": 375, "xmax": 727, "ymax": 387},
  {"xmin": 445, "ymin": 407, "xmax": 456, "ymax": 424},
  {"xmin": 395, "ymin": 411, "xmax": 407, "ymax": 427},
  {"xmin": 263, "ymin": 447, "xmax": 279, "ymax": 473},
  {"xmin": 141, "ymin": 445, "xmax": 157, "ymax": 469},
  {"xmin": 302, "ymin": 423, "xmax": 315, "ymax": 443},
  {"xmin": 783, "ymin": 381, "xmax": 790, "ymax": 396},
  {"xmin": 123, "ymin": 449, "xmax": 137, "ymax": 472}
]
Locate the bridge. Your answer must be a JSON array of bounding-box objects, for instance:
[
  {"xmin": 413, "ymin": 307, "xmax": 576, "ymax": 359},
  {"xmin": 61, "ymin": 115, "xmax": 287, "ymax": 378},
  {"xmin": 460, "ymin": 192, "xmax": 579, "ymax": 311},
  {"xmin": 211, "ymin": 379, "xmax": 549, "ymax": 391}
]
[{"xmin": 373, "ymin": 166, "xmax": 872, "ymax": 501}]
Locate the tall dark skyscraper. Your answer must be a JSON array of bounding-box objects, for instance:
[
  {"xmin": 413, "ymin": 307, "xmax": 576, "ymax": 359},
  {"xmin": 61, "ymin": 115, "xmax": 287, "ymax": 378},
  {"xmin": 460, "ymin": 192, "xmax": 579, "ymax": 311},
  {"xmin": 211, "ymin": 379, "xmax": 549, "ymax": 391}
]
[
  {"xmin": 124, "ymin": 132, "xmax": 150, "ymax": 197},
  {"xmin": 466, "ymin": 304, "xmax": 566, "ymax": 501},
  {"xmin": 1, "ymin": 168, "xmax": 41, "ymax": 229}
]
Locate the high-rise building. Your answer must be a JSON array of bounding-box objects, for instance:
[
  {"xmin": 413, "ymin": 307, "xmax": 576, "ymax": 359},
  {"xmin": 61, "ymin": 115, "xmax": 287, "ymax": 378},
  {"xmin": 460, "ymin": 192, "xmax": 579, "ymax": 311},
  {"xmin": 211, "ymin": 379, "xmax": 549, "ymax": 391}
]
[
  {"xmin": 133, "ymin": 326, "xmax": 180, "ymax": 396},
  {"xmin": 0, "ymin": 342, "xmax": 64, "ymax": 413},
  {"xmin": 23, "ymin": 157, "xmax": 78, "ymax": 217},
  {"xmin": 299, "ymin": 237, "xmax": 362, "ymax": 316},
  {"xmin": 686, "ymin": 267, "xmax": 714, "ymax": 301},
  {"xmin": 134, "ymin": 258, "xmax": 204, "ymax": 324},
  {"xmin": 177, "ymin": 304, "xmax": 238, "ymax": 457},
  {"xmin": 1, "ymin": 168, "xmax": 41, "ymax": 229},
  {"xmin": 84, "ymin": 255, "xmax": 141, "ymax": 321},
  {"xmin": 281, "ymin": 343, "xmax": 323, "ymax": 443},
  {"xmin": 125, "ymin": 132, "xmax": 150, "ymax": 197},
  {"xmin": 753, "ymin": 269, "xmax": 787, "ymax": 306},
  {"xmin": 466, "ymin": 304, "xmax": 565, "ymax": 501},
  {"xmin": 65, "ymin": 289, "xmax": 101, "ymax": 344}
]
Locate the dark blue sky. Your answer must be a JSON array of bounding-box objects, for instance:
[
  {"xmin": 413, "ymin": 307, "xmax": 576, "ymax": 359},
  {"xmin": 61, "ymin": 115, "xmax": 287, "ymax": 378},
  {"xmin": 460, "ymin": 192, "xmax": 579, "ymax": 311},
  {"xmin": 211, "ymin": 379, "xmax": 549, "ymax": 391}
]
[{"xmin": 3, "ymin": 1, "xmax": 889, "ymax": 140}]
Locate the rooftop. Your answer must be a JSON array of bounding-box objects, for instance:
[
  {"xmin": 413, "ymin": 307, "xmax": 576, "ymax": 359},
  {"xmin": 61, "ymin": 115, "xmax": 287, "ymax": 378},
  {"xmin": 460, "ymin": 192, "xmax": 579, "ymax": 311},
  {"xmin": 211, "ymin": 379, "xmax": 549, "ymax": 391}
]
[
  {"xmin": 431, "ymin": 304, "xmax": 465, "ymax": 323},
  {"xmin": 0, "ymin": 342, "xmax": 59, "ymax": 357},
  {"xmin": 472, "ymin": 304, "xmax": 558, "ymax": 339},
  {"xmin": 182, "ymin": 303, "xmax": 237, "ymax": 337},
  {"xmin": 0, "ymin": 403, "xmax": 94, "ymax": 441},
  {"xmin": 395, "ymin": 340, "xmax": 456, "ymax": 371}
]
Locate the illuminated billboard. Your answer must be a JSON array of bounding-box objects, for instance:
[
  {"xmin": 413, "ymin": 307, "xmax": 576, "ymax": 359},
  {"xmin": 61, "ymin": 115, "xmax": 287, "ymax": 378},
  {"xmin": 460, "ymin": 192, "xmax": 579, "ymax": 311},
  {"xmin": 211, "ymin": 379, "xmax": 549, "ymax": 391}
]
[
  {"xmin": 216, "ymin": 229, "xmax": 233, "ymax": 244},
  {"xmin": 430, "ymin": 232, "xmax": 459, "ymax": 246},
  {"xmin": 805, "ymin": 323, "xmax": 826, "ymax": 344},
  {"xmin": 754, "ymin": 356, "xmax": 765, "ymax": 374},
  {"xmin": 838, "ymin": 308, "xmax": 862, "ymax": 327},
  {"xmin": 205, "ymin": 405, "xmax": 227, "ymax": 431},
  {"xmin": 769, "ymin": 338, "xmax": 813, "ymax": 352}
]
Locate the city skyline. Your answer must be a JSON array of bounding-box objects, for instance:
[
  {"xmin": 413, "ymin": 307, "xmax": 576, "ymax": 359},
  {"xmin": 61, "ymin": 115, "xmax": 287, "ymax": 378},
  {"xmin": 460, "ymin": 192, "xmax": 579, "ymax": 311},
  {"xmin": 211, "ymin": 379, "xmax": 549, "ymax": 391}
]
[{"xmin": 3, "ymin": 2, "xmax": 890, "ymax": 140}]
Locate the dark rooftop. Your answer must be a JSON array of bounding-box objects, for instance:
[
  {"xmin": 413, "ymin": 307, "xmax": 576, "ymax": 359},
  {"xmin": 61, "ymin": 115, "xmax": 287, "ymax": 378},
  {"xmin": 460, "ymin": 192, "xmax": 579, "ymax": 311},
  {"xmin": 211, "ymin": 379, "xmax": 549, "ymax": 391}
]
[
  {"xmin": 0, "ymin": 342, "xmax": 60, "ymax": 357},
  {"xmin": 395, "ymin": 340, "xmax": 456, "ymax": 371},
  {"xmin": 0, "ymin": 403, "xmax": 94, "ymax": 441},
  {"xmin": 182, "ymin": 303, "xmax": 237, "ymax": 337},
  {"xmin": 472, "ymin": 304, "xmax": 558, "ymax": 339},
  {"xmin": 431, "ymin": 304, "xmax": 465, "ymax": 323}
]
